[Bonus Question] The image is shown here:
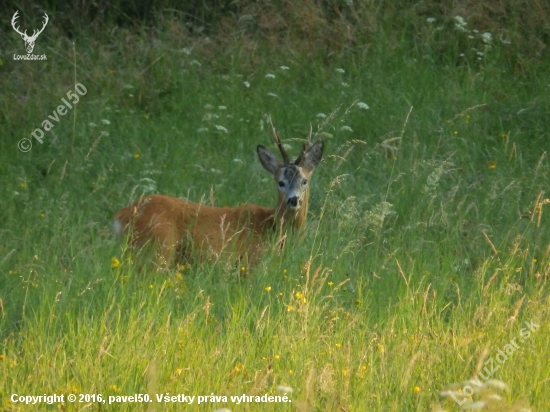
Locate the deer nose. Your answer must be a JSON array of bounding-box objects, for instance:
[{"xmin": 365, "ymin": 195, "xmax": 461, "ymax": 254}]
[{"xmin": 287, "ymin": 196, "xmax": 299, "ymax": 208}]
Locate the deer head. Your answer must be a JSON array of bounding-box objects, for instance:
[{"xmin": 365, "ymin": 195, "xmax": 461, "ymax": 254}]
[
  {"xmin": 11, "ymin": 11, "xmax": 49, "ymax": 54},
  {"xmin": 257, "ymin": 120, "xmax": 323, "ymax": 226}
]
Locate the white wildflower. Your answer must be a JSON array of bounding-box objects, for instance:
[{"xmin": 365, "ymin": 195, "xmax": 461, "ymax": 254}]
[
  {"xmin": 243, "ymin": 81, "xmax": 250, "ymax": 88},
  {"xmin": 426, "ymin": 17, "xmax": 436, "ymax": 23},
  {"xmin": 210, "ymin": 168, "xmax": 222, "ymax": 174},
  {"xmin": 100, "ymin": 119, "xmax": 111, "ymax": 125},
  {"xmin": 481, "ymin": 32, "xmax": 492, "ymax": 44},
  {"xmin": 204, "ymin": 104, "xmax": 214, "ymax": 110},
  {"xmin": 341, "ymin": 82, "xmax": 350, "ymax": 87},
  {"xmin": 265, "ymin": 73, "xmax": 276, "ymax": 79},
  {"xmin": 88, "ymin": 122, "xmax": 97, "ymax": 128},
  {"xmin": 180, "ymin": 47, "xmax": 192, "ymax": 55},
  {"xmin": 233, "ymin": 158, "xmax": 243, "ymax": 163},
  {"xmin": 316, "ymin": 113, "xmax": 327, "ymax": 118},
  {"xmin": 202, "ymin": 113, "xmax": 219, "ymax": 121},
  {"xmin": 356, "ymin": 102, "xmax": 369, "ymax": 110},
  {"xmin": 454, "ymin": 15, "xmax": 468, "ymax": 32},
  {"xmin": 215, "ymin": 125, "xmax": 228, "ymax": 133},
  {"xmin": 218, "ymin": 105, "xmax": 227, "ymax": 110},
  {"xmin": 454, "ymin": 16, "xmax": 467, "ymax": 27},
  {"xmin": 197, "ymin": 127, "xmax": 208, "ymax": 133},
  {"xmin": 340, "ymin": 125, "xmax": 353, "ymax": 132},
  {"xmin": 123, "ymin": 84, "xmax": 134, "ymax": 89},
  {"xmin": 276, "ymin": 385, "xmax": 293, "ymax": 393},
  {"xmin": 100, "ymin": 131, "xmax": 109, "ymax": 137},
  {"xmin": 267, "ymin": 92, "xmax": 278, "ymax": 98},
  {"xmin": 335, "ymin": 68, "xmax": 345, "ymax": 74},
  {"xmin": 190, "ymin": 60, "xmax": 201, "ymax": 66},
  {"xmin": 500, "ymin": 37, "xmax": 511, "ymax": 44},
  {"xmin": 279, "ymin": 65, "xmax": 290, "ymax": 70}
]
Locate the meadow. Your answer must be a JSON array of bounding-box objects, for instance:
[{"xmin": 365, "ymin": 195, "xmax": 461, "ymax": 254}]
[{"xmin": 0, "ymin": 1, "xmax": 549, "ymax": 411}]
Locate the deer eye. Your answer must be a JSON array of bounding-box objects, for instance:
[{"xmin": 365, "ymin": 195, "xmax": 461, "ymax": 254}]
[
  {"xmin": 278, "ymin": 181, "xmax": 285, "ymax": 188},
  {"xmin": 302, "ymin": 179, "xmax": 308, "ymax": 185}
]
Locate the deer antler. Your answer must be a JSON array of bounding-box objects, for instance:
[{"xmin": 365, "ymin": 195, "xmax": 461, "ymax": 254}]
[
  {"xmin": 32, "ymin": 13, "xmax": 49, "ymax": 39},
  {"xmin": 11, "ymin": 11, "xmax": 27, "ymax": 37},
  {"xmin": 269, "ymin": 117, "xmax": 290, "ymax": 164},
  {"xmin": 294, "ymin": 124, "xmax": 312, "ymax": 165},
  {"xmin": 11, "ymin": 11, "xmax": 48, "ymax": 40}
]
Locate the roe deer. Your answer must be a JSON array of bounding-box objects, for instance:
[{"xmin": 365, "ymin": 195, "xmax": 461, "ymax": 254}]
[{"xmin": 113, "ymin": 122, "xmax": 324, "ymax": 267}]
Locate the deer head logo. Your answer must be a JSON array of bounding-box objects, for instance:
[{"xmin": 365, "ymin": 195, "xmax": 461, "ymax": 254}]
[{"xmin": 11, "ymin": 11, "xmax": 49, "ymax": 54}]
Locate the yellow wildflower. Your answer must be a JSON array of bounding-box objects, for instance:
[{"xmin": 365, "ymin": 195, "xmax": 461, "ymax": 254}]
[{"xmin": 111, "ymin": 257, "xmax": 120, "ymax": 269}]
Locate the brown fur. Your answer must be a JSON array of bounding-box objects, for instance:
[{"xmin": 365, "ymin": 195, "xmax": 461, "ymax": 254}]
[
  {"xmin": 114, "ymin": 134, "xmax": 323, "ymax": 268},
  {"xmin": 115, "ymin": 195, "xmax": 279, "ymax": 265}
]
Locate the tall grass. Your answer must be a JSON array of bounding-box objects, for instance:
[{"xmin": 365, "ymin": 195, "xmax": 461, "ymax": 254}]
[{"xmin": 1, "ymin": 2, "xmax": 549, "ymax": 411}]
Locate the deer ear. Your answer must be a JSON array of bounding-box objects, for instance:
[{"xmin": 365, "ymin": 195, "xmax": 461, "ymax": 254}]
[
  {"xmin": 257, "ymin": 145, "xmax": 281, "ymax": 175},
  {"xmin": 300, "ymin": 140, "xmax": 324, "ymax": 171}
]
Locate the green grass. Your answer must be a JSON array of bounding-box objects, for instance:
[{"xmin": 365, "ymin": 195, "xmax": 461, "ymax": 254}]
[{"xmin": 1, "ymin": 8, "xmax": 549, "ymax": 412}]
